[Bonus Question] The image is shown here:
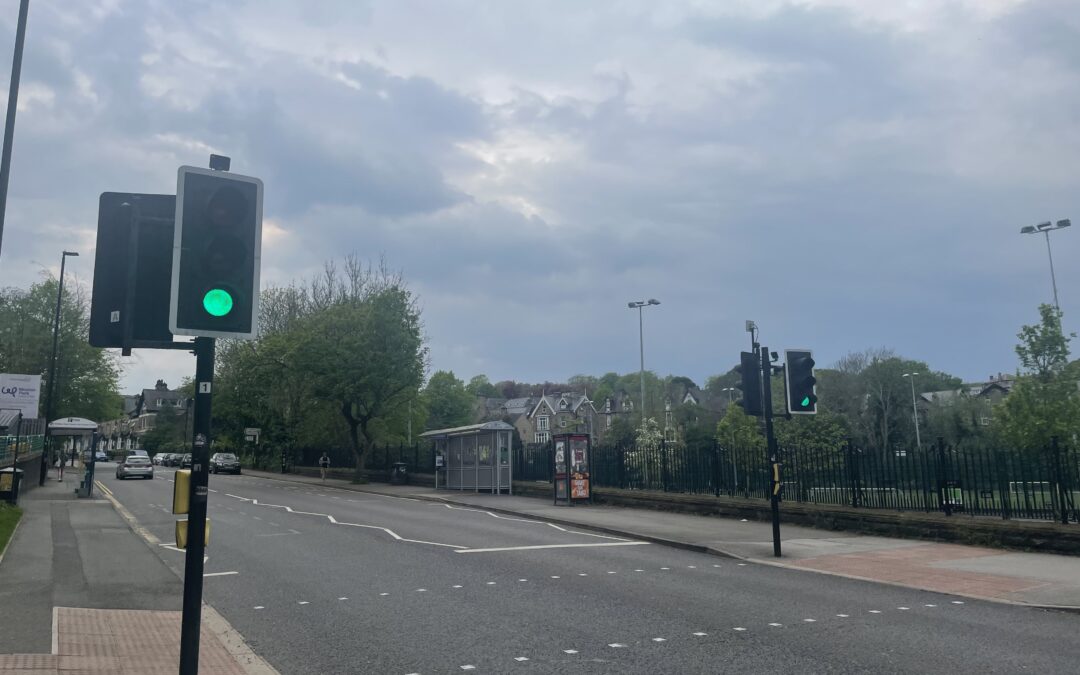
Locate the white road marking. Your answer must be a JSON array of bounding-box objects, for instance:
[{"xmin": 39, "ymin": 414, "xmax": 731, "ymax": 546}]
[
  {"xmin": 514, "ymin": 657, "xmax": 529, "ymax": 662},
  {"xmin": 687, "ymin": 565, "xmax": 697, "ymax": 569},
  {"xmin": 380, "ymin": 593, "xmax": 389, "ymax": 596},
  {"xmin": 518, "ymin": 579, "xmax": 527, "ymax": 582},
  {"xmin": 660, "ymin": 567, "xmax": 670, "ymax": 570},
  {"xmin": 652, "ymin": 638, "xmax": 666, "ymax": 642},
  {"xmin": 634, "ymin": 569, "xmax": 644, "ymax": 572},
  {"xmin": 253, "ymin": 606, "xmax": 264, "ymax": 610},
  {"xmin": 338, "ymin": 597, "xmax": 348, "ymax": 601},
  {"xmin": 416, "ymin": 588, "xmax": 427, "ymax": 592},
  {"xmin": 951, "ymin": 601, "xmax": 965, "ymax": 605},
  {"xmin": 577, "ymin": 573, "xmax": 587, "ymax": 576},
  {"xmin": 737, "ymin": 563, "xmax": 747, "ymax": 566},
  {"xmin": 204, "ymin": 571, "xmax": 239, "ymax": 577},
  {"xmin": 924, "ymin": 604, "xmax": 937, "ymax": 608},
  {"xmin": 455, "ymin": 542, "xmax": 649, "ymax": 554},
  {"xmin": 713, "ymin": 564, "xmax": 721, "ymax": 568},
  {"xmin": 869, "ymin": 610, "xmax": 882, "ymax": 614},
  {"xmin": 460, "ymin": 666, "xmax": 476, "ymax": 671},
  {"xmin": 453, "ymin": 585, "xmax": 463, "ymax": 589},
  {"xmin": 436, "ymin": 502, "xmax": 630, "ymax": 541},
  {"xmin": 551, "ymin": 576, "xmax": 561, "ymax": 579},
  {"xmin": 898, "ymin": 607, "xmax": 910, "ymax": 610},
  {"xmin": 803, "ymin": 618, "xmax": 816, "ymax": 623},
  {"xmin": 608, "ymin": 643, "xmax": 627, "ymax": 648},
  {"xmin": 486, "ymin": 581, "xmax": 496, "ymax": 585},
  {"xmin": 223, "ymin": 493, "xmax": 464, "ymax": 549},
  {"xmin": 563, "ymin": 650, "xmax": 578, "ymax": 654},
  {"xmin": 837, "ymin": 614, "xmax": 849, "ymax": 617},
  {"xmin": 298, "ymin": 601, "xmax": 309, "ymax": 605},
  {"xmin": 769, "ymin": 623, "xmax": 782, "ymax": 627},
  {"xmin": 733, "ymin": 627, "xmax": 747, "ymax": 632},
  {"xmin": 693, "ymin": 632, "xmax": 708, "ymax": 636},
  {"xmin": 607, "ymin": 571, "xmax": 616, "ymax": 574}
]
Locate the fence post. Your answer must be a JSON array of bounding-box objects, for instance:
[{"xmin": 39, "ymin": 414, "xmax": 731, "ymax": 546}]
[
  {"xmin": 845, "ymin": 439, "xmax": 860, "ymax": 508},
  {"xmin": 713, "ymin": 442, "xmax": 721, "ymax": 498},
  {"xmin": 996, "ymin": 449, "xmax": 1012, "ymax": 521},
  {"xmin": 661, "ymin": 440, "xmax": 669, "ymax": 492},
  {"xmin": 1052, "ymin": 437, "xmax": 1069, "ymax": 525},
  {"xmin": 937, "ymin": 437, "xmax": 952, "ymax": 517}
]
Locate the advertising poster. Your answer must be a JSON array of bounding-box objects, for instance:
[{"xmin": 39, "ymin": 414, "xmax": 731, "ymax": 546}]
[
  {"xmin": 0, "ymin": 373, "xmax": 41, "ymax": 418},
  {"xmin": 571, "ymin": 478, "xmax": 589, "ymax": 499}
]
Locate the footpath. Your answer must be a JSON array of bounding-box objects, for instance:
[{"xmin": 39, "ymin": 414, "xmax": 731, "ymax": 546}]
[
  {"xmin": 247, "ymin": 468, "xmax": 1080, "ymax": 611},
  {"xmin": 0, "ymin": 466, "xmax": 273, "ymax": 674}
]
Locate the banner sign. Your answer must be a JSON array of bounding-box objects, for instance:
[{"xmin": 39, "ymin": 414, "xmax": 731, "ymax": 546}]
[{"xmin": 0, "ymin": 373, "xmax": 41, "ymax": 418}]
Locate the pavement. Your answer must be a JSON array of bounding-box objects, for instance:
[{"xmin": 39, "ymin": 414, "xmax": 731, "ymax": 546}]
[
  {"xmin": 0, "ymin": 464, "xmax": 274, "ymax": 674},
  {"xmin": 245, "ymin": 469, "xmax": 1080, "ymax": 610}
]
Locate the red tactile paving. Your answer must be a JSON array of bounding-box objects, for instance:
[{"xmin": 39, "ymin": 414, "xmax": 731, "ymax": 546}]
[
  {"xmin": 0, "ymin": 608, "xmax": 248, "ymax": 675},
  {"xmin": 787, "ymin": 544, "xmax": 1052, "ymax": 601}
]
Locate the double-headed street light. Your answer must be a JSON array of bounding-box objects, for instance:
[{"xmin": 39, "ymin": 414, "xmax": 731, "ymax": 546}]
[
  {"xmin": 40, "ymin": 250, "xmax": 78, "ymax": 485},
  {"xmin": 902, "ymin": 372, "xmax": 922, "ymax": 451},
  {"xmin": 628, "ymin": 299, "xmax": 660, "ymax": 428},
  {"xmin": 1020, "ymin": 219, "xmax": 1071, "ymax": 312}
]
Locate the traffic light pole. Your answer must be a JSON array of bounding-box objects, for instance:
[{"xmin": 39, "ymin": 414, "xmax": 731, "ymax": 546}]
[
  {"xmin": 760, "ymin": 345, "xmax": 782, "ymax": 558},
  {"xmin": 179, "ymin": 336, "xmax": 214, "ymax": 674}
]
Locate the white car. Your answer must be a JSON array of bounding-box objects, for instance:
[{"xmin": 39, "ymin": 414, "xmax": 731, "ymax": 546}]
[{"xmin": 116, "ymin": 456, "xmax": 154, "ymax": 480}]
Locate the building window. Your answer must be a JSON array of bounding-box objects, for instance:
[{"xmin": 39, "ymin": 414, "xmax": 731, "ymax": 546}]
[
  {"xmin": 559, "ymin": 419, "xmax": 567, "ymax": 428},
  {"xmin": 534, "ymin": 431, "xmax": 550, "ymax": 444},
  {"xmin": 537, "ymin": 416, "xmax": 549, "ymax": 432},
  {"xmin": 559, "ymin": 399, "xmax": 568, "ymax": 410}
]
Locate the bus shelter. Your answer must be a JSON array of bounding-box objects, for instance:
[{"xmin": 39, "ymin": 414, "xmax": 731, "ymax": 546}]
[{"xmin": 421, "ymin": 422, "xmax": 514, "ymax": 494}]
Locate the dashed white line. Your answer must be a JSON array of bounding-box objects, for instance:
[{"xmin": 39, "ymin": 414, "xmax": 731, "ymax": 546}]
[
  {"xmin": 460, "ymin": 666, "xmax": 476, "ymax": 671},
  {"xmin": 416, "ymin": 588, "xmax": 427, "ymax": 592},
  {"xmin": 452, "ymin": 585, "xmax": 463, "ymax": 589},
  {"xmin": 518, "ymin": 579, "xmax": 528, "ymax": 582},
  {"xmin": 514, "ymin": 656, "xmax": 529, "ymax": 662},
  {"xmin": 837, "ymin": 614, "xmax": 849, "ymax": 618},
  {"xmin": 769, "ymin": 623, "xmax": 783, "ymax": 627},
  {"xmin": 577, "ymin": 573, "xmax": 587, "ymax": 577},
  {"xmin": 607, "ymin": 571, "xmax": 616, "ymax": 574},
  {"xmin": 898, "ymin": 606, "xmax": 910, "ymax": 610},
  {"xmin": 652, "ymin": 638, "xmax": 666, "ymax": 642},
  {"xmin": 486, "ymin": 581, "xmax": 496, "ymax": 585},
  {"xmin": 204, "ymin": 571, "xmax": 239, "ymax": 578},
  {"xmin": 869, "ymin": 610, "xmax": 882, "ymax": 614},
  {"xmin": 380, "ymin": 593, "xmax": 389, "ymax": 596},
  {"xmin": 951, "ymin": 601, "xmax": 965, "ymax": 605},
  {"xmin": 563, "ymin": 650, "xmax": 578, "ymax": 654},
  {"xmin": 693, "ymin": 632, "xmax": 708, "ymax": 637},
  {"xmin": 733, "ymin": 627, "xmax": 747, "ymax": 632},
  {"xmin": 551, "ymin": 576, "xmax": 561, "ymax": 579},
  {"xmin": 253, "ymin": 606, "xmax": 264, "ymax": 610},
  {"xmin": 608, "ymin": 643, "xmax": 627, "ymax": 648},
  {"xmin": 924, "ymin": 604, "xmax": 937, "ymax": 608},
  {"xmin": 803, "ymin": 618, "xmax": 816, "ymax": 623},
  {"xmin": 298, "ymin": 601, "xmax": 309, "ymax": 605},
  {"xmin": 338, "ymin": 597, "xmax": 348, "ymax": 601}
]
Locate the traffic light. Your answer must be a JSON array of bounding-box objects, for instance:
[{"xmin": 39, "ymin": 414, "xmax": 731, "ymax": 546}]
[
  {"xmin": 90, "ymin": 193, "xmax": 175, "ymax": 348},
  {"xmin": 169, "ymin": 166, "xmax": 263, "ymax": 339},
  {"xmin": 785, "ymin": 349, "xmax": 817, "ymax": 415},
  {"xmin": 737, "ymin": 351, "xmax": 763, "ymax": 417}
]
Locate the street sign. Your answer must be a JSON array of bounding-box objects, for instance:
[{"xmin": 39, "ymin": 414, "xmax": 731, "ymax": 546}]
[
  {"xmin": 243, "ymin": 427, "xmax": 260, "ymax": 436},
  {"xmin": 0, "ymin": 373, "xmax": 40, "ymax": 417}
]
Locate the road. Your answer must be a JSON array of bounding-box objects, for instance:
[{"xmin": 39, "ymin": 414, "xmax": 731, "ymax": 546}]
[{"xmin": 96, "ymin": 464, "xmax": 1080, "ymax": 674}]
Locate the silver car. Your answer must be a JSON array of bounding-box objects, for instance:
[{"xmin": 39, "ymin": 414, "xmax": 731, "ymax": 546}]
[{"xmin": 116, "ymin": 456, "xmax": 154, "ymax": 480}]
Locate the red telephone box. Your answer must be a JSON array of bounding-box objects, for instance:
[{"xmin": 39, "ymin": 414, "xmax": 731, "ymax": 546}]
[{"xmin": 553, "ymin": 433, "xmax": 592, "ymax": 505}]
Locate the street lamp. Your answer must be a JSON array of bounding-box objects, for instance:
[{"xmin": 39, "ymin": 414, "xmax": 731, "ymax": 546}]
[
  {"xmin": 902, "ymin": 372, "xmax": 922, "ymax": 451},
  {"xmin": 1020, "ymin": 219, "xmax": 1071, "ymax": 312},
  {"xmin": 627, "ymin": 299, "xmax": 660, "ymax": 428},
  {"xmin": 721, "ymin": 387, "xmax": 735, "ymax": 403},
  {"xmin": 40, "ymin": 250, "xmax": 78, "ymax": 485}
]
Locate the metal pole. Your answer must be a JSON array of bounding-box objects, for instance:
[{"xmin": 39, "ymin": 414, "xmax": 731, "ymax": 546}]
[
  {"xmin": 908, "ymin": 375, "xmax": 922, "ymax": 451},
  {"xmin": 760, "ymin": 346, "xmax": 781, "ymax": 557},
  {"xmin": 0, "ymin": 0, "xmax": 31, "ymax": 259},
  {"xmin": 40, "ymin": 252, "xmax": 68, "ymax": 486},
  {"xmin": 1044, "ymin": 230, "xmax": 1061, "ymax": 313},
  {"xmin": 638, "ymin": 305, "xmax": 646, "ymax": 428},
  {"xmin": 179, "ymin": 337, "xmax": 214, "ymax": 675}
]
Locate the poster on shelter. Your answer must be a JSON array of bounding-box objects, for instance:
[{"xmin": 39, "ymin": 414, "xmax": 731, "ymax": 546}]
[
  {"xmin": 571, "ymin": 478, "xmax": 589, "ymax": 499},
  {"xmin": 0, "ymin": 373, "xmax": 41, "ymax": 418}
]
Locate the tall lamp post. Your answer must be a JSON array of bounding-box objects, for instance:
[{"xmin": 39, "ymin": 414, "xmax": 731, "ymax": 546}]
[
  {"xmin": 0, "ymin": 0, "xmax": 32, "ymax": 259},
  {"xmin": 627, "ymin": 299, "xmax": 660, "ymax": 428},
  {"xmin": 902, "ymin": 372, "xmax": 922, "ymax": 451},
  {"xmin": 1020, "ymin": 219, "xmax": 1071, "ymax": 312},
  {"xmin": 39, "ymin": 250, "xmax": 78, "ymax": 485}
]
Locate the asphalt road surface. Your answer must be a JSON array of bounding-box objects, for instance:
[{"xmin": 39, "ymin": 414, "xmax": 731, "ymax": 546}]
[{"xmin": 97, "ymin": 465, "xmax": 1080, "ymax": 674}]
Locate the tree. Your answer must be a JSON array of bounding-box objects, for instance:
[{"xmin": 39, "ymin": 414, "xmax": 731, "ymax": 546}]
[
  {"xmin": 993, "ymin": 305, "xmax": 1080, "ymax": 451},
  {"xmin": 423, "ymin": 371, "xmax": 475, "ymax": 430},
  {"xmin": 0, "ymin": 276, "xmax": 122, "ymax": 421},
  {"xmin": 715, "ymin": 405, "xmax": 765, "ymax": 450},
  {"xmin": 465, "ymin": 374, "xmax": 499, "ymax": 398},
  {"xmin": 299, "ymin": 282, "xmax": 426, "ymax": 481}
]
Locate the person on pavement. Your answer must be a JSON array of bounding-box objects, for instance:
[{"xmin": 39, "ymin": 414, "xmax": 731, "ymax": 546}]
[
  {"xmin": 56, "ymin": 449, "xmax": 65, "ymax": 482},
  {"xmin": 319, "ymin": 452, "xmax": 330, "ymax": 482}
]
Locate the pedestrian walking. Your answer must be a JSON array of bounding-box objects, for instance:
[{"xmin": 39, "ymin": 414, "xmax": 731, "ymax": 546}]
[
  {"xmin": 319, "ymin": 452, "xmax": 330, "ymax": 482},
  {"xmin": 55, "ymin": 448, "xmax": 65, "ymax": 482}
]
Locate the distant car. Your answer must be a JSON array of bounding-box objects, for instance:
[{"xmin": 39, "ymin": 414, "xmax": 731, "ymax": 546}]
[
  {"xmin": 180, "ymin": 453, "xmax": 193, "ymax": 469},
  {"xmin": 95, "ymin": 451, "xmax": 108, "ymax": 462},
  {"xmin": 210, "ymin": 453, "xmax": 241, "ymax": 475},
  {"xmin": 151, "ymin": 454, "xmax": 162, "ymax": 465},
  {"xmin": 162, "ymin": 453, "xmax": 177, "ymax": 467},
  {"xmin": 127, "ymin": 449, "xmax": 149, "ymax": 459},
  {"xmin": 116, "ymin": 456, "xmax": 153, "ymax": 480}
]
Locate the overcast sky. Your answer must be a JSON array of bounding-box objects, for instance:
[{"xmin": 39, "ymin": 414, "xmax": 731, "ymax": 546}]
[{"xmin": 1, "ymin": 0, "xmax": 1078, "ymax": 395}]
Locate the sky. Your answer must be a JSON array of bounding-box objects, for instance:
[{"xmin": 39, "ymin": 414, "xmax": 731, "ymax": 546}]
[{"xmin": 0, "ymin": 0, "xmax": 1078, "ymax": 395}]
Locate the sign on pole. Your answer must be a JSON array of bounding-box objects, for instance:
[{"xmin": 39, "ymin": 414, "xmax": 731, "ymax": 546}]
[{"xmin": 0, "ymin": 373, "xmax": 41, "ymax": 417}]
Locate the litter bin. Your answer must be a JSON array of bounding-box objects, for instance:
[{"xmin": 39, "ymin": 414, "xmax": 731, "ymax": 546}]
[
  {"xmin": 390, "ymin": 462, "xmax": 409, "ymax": 485},
  {"xmin": 0, "ymin": 467, "xmax": 24, "ymax": 505}
]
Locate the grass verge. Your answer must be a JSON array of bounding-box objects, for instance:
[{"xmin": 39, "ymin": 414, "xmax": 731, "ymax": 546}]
[{"xmin": 0, "ymin": 503, "xmax": 23, "ymax": 556}]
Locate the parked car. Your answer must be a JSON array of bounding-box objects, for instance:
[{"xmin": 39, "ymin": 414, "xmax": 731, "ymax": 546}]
[
  {"xmin": 116, "ymin": 456, "xmax": 153, "ymax": 480},
  {"xmin": 210, "ymin": 453, "xmax": 241, "ymax": 475},
  {"xmin": 95, "ymin": 451, "xmax": 108, "ymax": 462},
  {"xmin": 163, "ymin": 453, "xmax": 179, "ymax": 467},
  {"xmin": 180, "ymin": 453, "xmax": 193, "ymax": 469},
  {"xmin": 151, "ymin": 454, "xmax": 162, "ymax": 465}
]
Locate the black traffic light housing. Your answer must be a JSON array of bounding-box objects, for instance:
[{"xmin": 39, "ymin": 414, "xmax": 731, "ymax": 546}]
[
  {"xmin": 784, "ymin": 349, "xmax": 817, "ymax": 415},
  {"xmin": 169, "ymin": 166, "xmax": 263, "ymax": 339},
  {"xmin": 737, "ymin": 350, "xmax": 764, "ymax": 417},
  {"xmin": 89, "ymin": 193, "xmax": 176, "ymax": 348}
]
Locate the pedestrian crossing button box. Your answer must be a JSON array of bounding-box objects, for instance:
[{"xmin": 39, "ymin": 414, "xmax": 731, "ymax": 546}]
[{"xmin": 173, "ymin": 469, "xmax": 190, "ymax": 514}]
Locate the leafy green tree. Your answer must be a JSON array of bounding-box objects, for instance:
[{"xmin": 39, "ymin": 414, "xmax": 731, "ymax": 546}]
[
  {"xmin": 993, "ymin": 305, "xmax": 1080, "ymax": 451},
  {"xmin": 142, "ymin": 409, "xmax": 186, "ymax": 453},
  {"xmin": 465, "ymin": 374, "xmax": 499, "ymax": 397},
  {"xmin": 715, "ymin": 405, "xmax": 765, "ymax": 450},
  {"xmin": 423, "ymin": 371, "xmax": 474, "ymax": 430},
  {"xmin": 298, "ymin": 284, "xmax": 426, "ymax": 481},
  {"xmin": 0, "ymin": 276, "xmax": 122, "ymax": 421}
]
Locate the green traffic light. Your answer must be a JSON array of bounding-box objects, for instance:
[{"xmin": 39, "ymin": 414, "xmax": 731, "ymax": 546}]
[
  {"xmin": 801, "ymin": 396, "xmax": 810, "ymax": 407},
  {"xmin": 202, "ymin": 288, "xmax": 234, "ymax": 317}
]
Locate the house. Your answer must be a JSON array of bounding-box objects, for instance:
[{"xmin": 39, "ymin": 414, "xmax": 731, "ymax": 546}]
[
  {"xmin": 918, "ymin": 373, "xmax": 1017, "ymax": 427},
  {"xmin": 100, "ymin": 380, "xmax": 189, "ymax": 451},
  {"xmin": 477, "ymin": 393, "xmax": 602, "ymax": 445}
]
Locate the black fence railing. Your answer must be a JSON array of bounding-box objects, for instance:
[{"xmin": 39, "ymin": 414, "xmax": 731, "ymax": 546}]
[
  {"xmin": 514, "ymin": 438, "xmax": 1080, "ymax": 524},
  {"xmin": 290, "ymin": 443, "xmax": 435, "ymax": 475}
]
